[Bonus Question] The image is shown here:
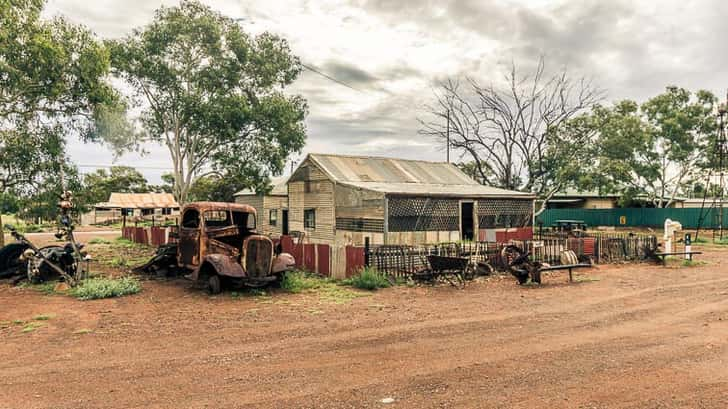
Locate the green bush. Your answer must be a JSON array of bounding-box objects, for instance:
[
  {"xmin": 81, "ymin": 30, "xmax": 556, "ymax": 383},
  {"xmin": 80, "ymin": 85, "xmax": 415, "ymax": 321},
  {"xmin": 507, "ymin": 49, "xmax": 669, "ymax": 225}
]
[
  {"xmin": 342, "ymin": 268, "xmax": 391, "ymax": 291},
  {"xmin": 69, "ymin": 277, "xmax": 141, "ymax": 300},
  {"xmin": 281, "ymin": 271, "xmax": 327, "ymax": 293}
]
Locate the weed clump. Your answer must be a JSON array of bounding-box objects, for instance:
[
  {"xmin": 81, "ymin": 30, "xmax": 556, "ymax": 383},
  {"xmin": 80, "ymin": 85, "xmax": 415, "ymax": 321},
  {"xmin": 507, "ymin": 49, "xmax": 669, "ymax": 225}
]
[
  {"xmin": 22, "ymin": 322, "xmax": 43, "ymax": 333},
  {"xmin": 69, "ymin": 277, "xmax": 141, "ymax": 300},
  {"xmin": 281, "ymin": 271, "xmax": 328, "ymax": 293},
  {"xmin": 88, "ymin": 237, "xmax": 111, "ymax": 245},
  {"xmin": 342, "ymin": 268, "xmax": 391, "ymax": 291},
  {"xmin": 681, "ymin": 259, "xmax": 707, "ymax": 267}
]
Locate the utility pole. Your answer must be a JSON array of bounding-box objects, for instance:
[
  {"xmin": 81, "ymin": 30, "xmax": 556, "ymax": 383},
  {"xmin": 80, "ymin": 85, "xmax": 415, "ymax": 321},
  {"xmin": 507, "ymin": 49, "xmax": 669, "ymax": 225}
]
[
  {"xmin": 720, "ymin": 91, "xmax": 727, "ymax": 239},
  {"xmin": 446, "ymin": 109, "xmax": 450, "ymax": 163}
]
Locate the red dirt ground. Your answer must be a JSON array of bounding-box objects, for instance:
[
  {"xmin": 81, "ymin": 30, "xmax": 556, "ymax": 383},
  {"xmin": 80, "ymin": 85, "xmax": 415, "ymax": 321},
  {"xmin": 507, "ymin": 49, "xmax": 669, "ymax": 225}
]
[{"xmin": 2, "ymin": 247, "xmax": 728, "ymax": 408}]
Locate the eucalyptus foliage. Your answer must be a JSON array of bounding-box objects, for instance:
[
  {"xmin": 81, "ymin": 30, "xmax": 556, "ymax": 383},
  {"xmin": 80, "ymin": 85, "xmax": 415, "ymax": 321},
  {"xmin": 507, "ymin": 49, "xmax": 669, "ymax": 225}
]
[
  {"xmin": 108, "ymin": 1, "xmax": 307, "ymax": 204},
  {"xmin": 1, "ymin": 0, "xmax": 127, "ymax": 243},
  {"xmin": 561, "ymin": 87, "xmax": 717, "ymax": 207}
]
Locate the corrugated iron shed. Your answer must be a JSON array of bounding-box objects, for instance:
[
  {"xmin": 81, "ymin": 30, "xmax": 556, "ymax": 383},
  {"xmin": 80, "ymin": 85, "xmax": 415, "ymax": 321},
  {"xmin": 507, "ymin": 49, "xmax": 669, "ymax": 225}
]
[
  {"xmin": 307, "ymin": 154, "xmax": 534, "ymax": 198},
  {"xmin": 96, "ymin": 193, "xmax": 179, "ymax": 209}
]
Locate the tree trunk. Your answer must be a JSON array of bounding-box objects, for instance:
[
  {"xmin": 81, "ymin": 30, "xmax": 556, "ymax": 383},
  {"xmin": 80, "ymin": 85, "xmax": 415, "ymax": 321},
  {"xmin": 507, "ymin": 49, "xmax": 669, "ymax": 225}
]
[
  {"xmin": 533, "ymin": 185, "xmax": 561, "ymax": 218},
  {"xmin": 0, "ymin": 213, "xmax": 4, "ymax": 247}
]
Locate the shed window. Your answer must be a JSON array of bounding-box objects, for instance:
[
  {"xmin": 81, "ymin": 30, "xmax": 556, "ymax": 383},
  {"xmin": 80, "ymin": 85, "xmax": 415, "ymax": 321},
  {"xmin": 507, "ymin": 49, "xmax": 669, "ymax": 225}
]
[
  {"xmin": 269, "ymin": 209, "xmax": 278, "ymax": 226},
  {"xmin": 304, "ymin": 209, "xmax": 316, "ymax": 229}
]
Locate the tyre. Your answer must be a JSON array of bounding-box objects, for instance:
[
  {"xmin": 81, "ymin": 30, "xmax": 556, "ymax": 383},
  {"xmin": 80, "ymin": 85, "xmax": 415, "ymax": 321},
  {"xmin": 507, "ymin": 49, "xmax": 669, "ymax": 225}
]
[
  {"xmin": 0, "ymin": 243, "xmax": 30, "ymax": 278},
  {"xmin": 476, "ymin": 262, "xmax": 494, "ymax": 276},
  {"xmin": 463, "ymin": 264, "xmax": 476, "ymax": 281},
  {"xmin": 35, "ymin": 246, "xmax": 67, "ymax": 280},
  {"xmin": 207, "ymin": 274, "xmax": 222, "ymax": 295}
]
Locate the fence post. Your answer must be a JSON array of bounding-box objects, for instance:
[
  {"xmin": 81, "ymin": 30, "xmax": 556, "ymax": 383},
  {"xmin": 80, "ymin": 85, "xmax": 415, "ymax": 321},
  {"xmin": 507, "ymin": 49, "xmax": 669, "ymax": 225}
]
[{"xmin": 364, "ymin": 236, "xmax": 370, "ymax": 268}]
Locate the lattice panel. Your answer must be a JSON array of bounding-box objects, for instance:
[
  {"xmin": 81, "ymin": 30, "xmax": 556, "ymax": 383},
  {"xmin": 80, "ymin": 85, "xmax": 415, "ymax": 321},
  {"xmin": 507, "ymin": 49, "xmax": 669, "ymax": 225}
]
[
  {"xmin": 388, "ymin": 198, "xmax": 459, "ymax": 232},
  {"xmin": 336, "ymin": 217, "xmax": 384, "ymax": 233},
  {"xmin": 478, "ymin": 199, "xmax": 532, "ymax": 228}
]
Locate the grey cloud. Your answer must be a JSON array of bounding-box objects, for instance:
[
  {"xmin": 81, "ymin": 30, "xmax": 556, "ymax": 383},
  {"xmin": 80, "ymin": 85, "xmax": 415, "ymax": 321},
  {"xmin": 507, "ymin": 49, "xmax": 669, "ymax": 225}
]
[
  {"xmin": 50, "ymin": 0, "xmax": 728, "ymax": 181},
  {"xmin": 321, "ymin": 61, "xmax": 380, "ymax": 85},
  {"xmin": 356, "ymin": 0, "xmax": 728, "ymax": 102},
  {"xmin": 46, "ymin": 0, "xmax": 161, "ymax": 38}
]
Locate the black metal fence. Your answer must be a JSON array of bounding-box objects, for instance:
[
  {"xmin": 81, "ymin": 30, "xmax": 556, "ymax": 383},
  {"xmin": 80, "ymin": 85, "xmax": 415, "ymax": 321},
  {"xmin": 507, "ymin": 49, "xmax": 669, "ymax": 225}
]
[{"xmin": 365, "ymin": 233, "xmax": 658, "ymax": 277}]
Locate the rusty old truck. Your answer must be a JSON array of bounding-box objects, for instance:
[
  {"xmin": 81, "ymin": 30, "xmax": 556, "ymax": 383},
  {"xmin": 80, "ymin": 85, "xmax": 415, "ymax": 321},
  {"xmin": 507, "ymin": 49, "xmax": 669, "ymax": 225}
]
[{"xmin": 140, "ymin": 202, "xmax": 295, "ymax": 293}]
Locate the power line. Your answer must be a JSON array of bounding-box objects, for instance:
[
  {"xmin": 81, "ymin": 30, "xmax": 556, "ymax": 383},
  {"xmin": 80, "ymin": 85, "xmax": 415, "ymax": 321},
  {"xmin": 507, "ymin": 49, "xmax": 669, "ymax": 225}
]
[
  {"xmin": 231, "ymin": 16, "xmax": 424, "ymax": 115},
  {"xmin": 233, "ymin": 17, "xmax": 364, "ymax": 93},
  {"xmin": 301, "ymin": 63, "xmax": 363, "ymax": 93}
]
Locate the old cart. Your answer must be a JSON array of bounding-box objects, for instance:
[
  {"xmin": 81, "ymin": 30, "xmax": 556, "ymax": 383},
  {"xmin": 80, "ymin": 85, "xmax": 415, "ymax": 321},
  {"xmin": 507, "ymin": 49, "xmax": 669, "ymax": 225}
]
[{"xmin": 412, "ymin": 253, "xmax": 493, "ymax": 284}]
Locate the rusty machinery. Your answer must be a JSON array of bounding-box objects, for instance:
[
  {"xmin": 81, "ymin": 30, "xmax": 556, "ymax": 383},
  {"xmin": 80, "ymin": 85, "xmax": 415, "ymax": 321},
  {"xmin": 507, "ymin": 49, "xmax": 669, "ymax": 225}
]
[{"xmin": 0, "ymin": 191, "xmax": 87, "ymax": 286}]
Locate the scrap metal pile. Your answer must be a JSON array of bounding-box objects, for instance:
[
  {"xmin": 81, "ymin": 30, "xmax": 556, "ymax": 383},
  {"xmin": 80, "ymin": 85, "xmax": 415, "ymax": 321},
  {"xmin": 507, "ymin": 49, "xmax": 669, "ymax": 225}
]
[
  {"xmin": 0, "ymin": 191, "xmax": 87, "ymax": 286},
  {"xmin": 500, "ymin": 244, "xmax": 545, "ymax": 284}
]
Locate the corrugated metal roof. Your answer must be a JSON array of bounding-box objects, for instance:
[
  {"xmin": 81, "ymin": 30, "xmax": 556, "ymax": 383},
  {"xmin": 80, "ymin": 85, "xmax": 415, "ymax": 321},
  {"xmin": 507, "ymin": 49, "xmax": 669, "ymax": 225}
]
[
  {"xmin": 336, "ymin": 181, "xmax": 532, "ymax": 198},
  {"xmin": 97, "ymin": 193, "xmax": 179, "ymax": 209},
  {"xmin": 554, "ymin": 189, "xmax": 620, "ymax": 198},
  {"xmin": 311, "ymin": 154, "xmax": 476, "ymax": 185},
  {"xmin": 308, "ymin": 154, "xmax": 534, "ymax": 198},
  {"xmin": 234, "ymin": 176, "xmax": 289, "ymax": 196}
]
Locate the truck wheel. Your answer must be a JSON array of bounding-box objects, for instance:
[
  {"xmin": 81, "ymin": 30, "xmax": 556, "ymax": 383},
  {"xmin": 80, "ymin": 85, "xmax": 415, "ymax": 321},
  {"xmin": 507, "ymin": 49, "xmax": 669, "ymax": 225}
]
[
  {"xmin": 207, "ymin": 274, "xmax": 222, "ymax": 295},
  {"xmin": 0, "ymin": 243, "xmax": 30, "ymax": 278}
]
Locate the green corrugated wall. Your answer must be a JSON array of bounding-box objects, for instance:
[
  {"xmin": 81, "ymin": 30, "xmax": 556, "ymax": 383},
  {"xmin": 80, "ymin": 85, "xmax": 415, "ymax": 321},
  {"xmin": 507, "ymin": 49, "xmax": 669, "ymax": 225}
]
[{"xmin": 537, "ymin": 208, "xmax": 728, "ymax": 229}]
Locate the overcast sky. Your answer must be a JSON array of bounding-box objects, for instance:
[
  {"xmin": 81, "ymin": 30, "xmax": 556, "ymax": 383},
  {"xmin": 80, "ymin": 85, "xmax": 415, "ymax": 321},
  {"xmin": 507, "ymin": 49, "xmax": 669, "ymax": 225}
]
[{"xmin": 45, "ymin": 0, "xmax": 728, "ymax": 183}]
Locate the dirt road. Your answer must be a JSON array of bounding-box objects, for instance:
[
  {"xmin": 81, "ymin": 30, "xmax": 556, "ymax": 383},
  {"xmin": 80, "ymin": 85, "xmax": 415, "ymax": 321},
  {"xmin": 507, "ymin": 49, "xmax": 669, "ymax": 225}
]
[
  {"xmin": 2, "ymin": 249, "xmax": 728, "ymax": 408},
  {"xmin": 3, "ymin": 230, "xmax": 120, "ymax": 248}
]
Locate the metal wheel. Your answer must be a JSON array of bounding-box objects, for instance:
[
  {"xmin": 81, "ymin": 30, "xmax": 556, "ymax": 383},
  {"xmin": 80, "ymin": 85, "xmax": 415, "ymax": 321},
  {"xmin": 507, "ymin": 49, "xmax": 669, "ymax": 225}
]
[
  {"xmin": 463, "ymin": 263, "xmax": 476, "ymax": 281},
  {"xmin": 207, "ymin": 274, "xmax": 222, "ymax": 295},
  {"xmin": 476, "ymin": 262, "xmax": 494, "ymax": 276}
]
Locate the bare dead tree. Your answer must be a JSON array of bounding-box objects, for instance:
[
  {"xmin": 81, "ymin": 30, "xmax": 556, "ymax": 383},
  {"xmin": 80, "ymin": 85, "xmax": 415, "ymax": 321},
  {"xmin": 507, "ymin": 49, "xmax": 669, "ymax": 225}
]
[{"xmin": 420, "ymin": 58, "xmax": 604, "ymax": 216}]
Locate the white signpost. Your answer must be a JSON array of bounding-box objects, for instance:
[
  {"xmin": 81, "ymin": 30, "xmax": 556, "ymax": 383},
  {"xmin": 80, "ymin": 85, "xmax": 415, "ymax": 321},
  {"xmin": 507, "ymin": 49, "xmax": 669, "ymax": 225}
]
[{"xmin": 663, "ymin": 218, "xmax": 683, "ymax": 254}]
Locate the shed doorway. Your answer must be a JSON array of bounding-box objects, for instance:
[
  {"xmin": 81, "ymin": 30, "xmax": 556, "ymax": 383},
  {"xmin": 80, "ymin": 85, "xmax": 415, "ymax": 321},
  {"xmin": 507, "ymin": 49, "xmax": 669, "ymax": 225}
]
[
  {"xmin": 461, "ymin": 202, "xmax": 474, "ymax": 241},
  {"xmin": 281, "ymin": 210, "xmax": 289, "ymax": 235}
]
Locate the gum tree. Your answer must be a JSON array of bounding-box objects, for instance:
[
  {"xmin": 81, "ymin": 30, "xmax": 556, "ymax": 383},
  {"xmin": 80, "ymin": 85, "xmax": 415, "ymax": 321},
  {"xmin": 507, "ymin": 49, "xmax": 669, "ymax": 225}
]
[
  {"xmin": 108, "ymin": 1, "xmax": 307, "ymax": 204},
  {"xmin": 568, "ymin": 87, "xmax": 717, "ymax": 208},
  {"xmin": 420, "ymin": 58, "xmax": 603, "ymax": 215},
  {"xmin": 0, "ymin": 0, "xmax": 126, "ymax": 245}
]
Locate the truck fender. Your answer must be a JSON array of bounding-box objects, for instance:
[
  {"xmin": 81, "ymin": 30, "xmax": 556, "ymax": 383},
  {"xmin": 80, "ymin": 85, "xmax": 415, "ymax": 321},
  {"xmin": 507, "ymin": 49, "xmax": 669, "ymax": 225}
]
[
  {"xmin": 193, "ymin": 254, "xmax": 245, "ymax": 280},
  {"xmin": 272, "ymin": 252, "xmax": 296, "ymax": 274}
]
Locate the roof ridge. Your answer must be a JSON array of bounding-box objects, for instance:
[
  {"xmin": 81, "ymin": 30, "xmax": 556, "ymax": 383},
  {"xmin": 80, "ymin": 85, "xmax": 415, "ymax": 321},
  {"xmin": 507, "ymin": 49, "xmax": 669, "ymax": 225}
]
[{"xmin": 308, "ymin": 152, "xmax": 450, "ymax": 165}]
